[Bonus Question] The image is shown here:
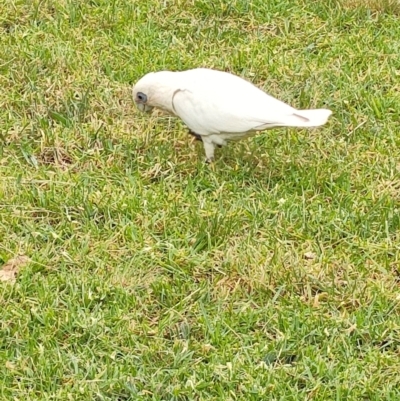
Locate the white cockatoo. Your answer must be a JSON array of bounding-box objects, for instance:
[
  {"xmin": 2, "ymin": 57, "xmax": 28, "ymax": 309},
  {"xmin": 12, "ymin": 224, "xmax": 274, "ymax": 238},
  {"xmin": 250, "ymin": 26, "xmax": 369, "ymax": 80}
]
[{"xmin": 133, "ymin": 68, "xmax": 332, "ymax": 162}]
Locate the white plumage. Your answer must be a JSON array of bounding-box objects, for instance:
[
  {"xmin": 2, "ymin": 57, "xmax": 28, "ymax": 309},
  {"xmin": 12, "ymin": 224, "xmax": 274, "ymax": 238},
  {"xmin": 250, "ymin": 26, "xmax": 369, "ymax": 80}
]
[{"xmin": 133, "ymin": 68, "xmax": 332, "ymax": 161}]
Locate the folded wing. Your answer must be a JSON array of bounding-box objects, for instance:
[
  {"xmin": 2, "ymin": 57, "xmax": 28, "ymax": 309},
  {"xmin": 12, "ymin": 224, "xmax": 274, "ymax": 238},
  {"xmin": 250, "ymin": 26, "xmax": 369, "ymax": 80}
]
[{"xmin": 171, "ymin": 77, "xmax": 331, "ymax": 136}]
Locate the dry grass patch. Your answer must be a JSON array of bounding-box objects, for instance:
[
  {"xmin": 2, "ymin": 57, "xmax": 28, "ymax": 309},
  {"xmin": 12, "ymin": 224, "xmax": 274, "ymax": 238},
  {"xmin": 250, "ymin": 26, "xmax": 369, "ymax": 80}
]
[{"xmin": 338, "ymin": 0, "xmax": 400, "ymax": 14}]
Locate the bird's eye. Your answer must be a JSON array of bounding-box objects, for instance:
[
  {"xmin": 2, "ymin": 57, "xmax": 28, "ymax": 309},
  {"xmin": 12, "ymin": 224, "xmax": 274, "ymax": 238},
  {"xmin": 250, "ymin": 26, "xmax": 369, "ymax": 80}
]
[{"xmin": 136, "ymin": 92, "xmax": 147, "ymax": 103}]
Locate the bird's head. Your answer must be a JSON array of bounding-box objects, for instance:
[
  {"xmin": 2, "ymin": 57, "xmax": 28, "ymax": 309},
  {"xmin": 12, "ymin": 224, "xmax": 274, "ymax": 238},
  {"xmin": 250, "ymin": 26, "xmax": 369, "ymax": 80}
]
[{"xmin": 132, "ymin": 71, "xmax": 177, "ymax": 114}]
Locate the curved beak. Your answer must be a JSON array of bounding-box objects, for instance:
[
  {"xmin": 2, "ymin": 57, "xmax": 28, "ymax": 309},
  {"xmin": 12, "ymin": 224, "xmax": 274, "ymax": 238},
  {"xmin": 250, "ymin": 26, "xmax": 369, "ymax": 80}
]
[{"xmin": 136, "ymin": 102, "xmax": 154, "ymax": 113}]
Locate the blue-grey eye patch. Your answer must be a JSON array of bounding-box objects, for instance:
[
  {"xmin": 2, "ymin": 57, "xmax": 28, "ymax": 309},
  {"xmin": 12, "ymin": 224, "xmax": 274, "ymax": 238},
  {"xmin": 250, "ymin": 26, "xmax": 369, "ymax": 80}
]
[{"xmin": 136, "ymin": 92, "xmax": 147, "ymax": 103}]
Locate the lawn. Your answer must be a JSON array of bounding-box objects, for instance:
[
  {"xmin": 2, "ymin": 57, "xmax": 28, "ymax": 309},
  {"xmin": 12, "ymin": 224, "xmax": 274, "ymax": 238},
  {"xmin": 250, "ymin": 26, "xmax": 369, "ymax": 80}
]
[{"xmin": 1, "ymin": 0, "xmax": 400, "ymax": 400}]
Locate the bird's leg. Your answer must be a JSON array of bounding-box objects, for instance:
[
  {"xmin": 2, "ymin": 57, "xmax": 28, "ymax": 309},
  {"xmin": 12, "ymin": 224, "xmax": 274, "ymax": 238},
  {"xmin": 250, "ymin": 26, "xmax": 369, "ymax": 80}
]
[
  {"xmin": 202, "ymin": 138, "xmax": 215, "ymax": 163},
  {"xmin": 188, "ymin": 131, "xmax": 219, "ymax": 162}
]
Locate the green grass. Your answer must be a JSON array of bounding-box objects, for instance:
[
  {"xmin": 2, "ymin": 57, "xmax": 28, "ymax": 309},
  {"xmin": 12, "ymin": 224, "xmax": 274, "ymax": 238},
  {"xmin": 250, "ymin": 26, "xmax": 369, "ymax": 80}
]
[{"xmin": 1, "ymin": 0, "xmax": 400, "ymax": 399}]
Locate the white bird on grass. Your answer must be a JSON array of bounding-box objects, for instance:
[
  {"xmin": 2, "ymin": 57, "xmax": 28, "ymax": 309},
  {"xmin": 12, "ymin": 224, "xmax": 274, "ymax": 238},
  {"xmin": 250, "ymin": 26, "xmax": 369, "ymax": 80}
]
[{"xmin": 133, "ymin": 68, "xmax": 332, "ymax": 162}]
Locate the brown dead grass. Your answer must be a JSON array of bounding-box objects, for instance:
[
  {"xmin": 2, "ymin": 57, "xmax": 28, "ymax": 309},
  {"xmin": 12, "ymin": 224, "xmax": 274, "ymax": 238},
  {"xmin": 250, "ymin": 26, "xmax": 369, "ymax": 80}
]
[{"xmin": 0, "ymin": 255, "xmax": 30, "ymax": 284}]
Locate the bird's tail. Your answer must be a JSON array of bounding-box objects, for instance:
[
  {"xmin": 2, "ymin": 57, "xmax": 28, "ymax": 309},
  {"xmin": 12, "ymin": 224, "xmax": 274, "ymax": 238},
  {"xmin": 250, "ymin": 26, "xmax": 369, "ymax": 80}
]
[{"xmin": 284, "ymin": 109, "xmax": 332, "ymax": 127}]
